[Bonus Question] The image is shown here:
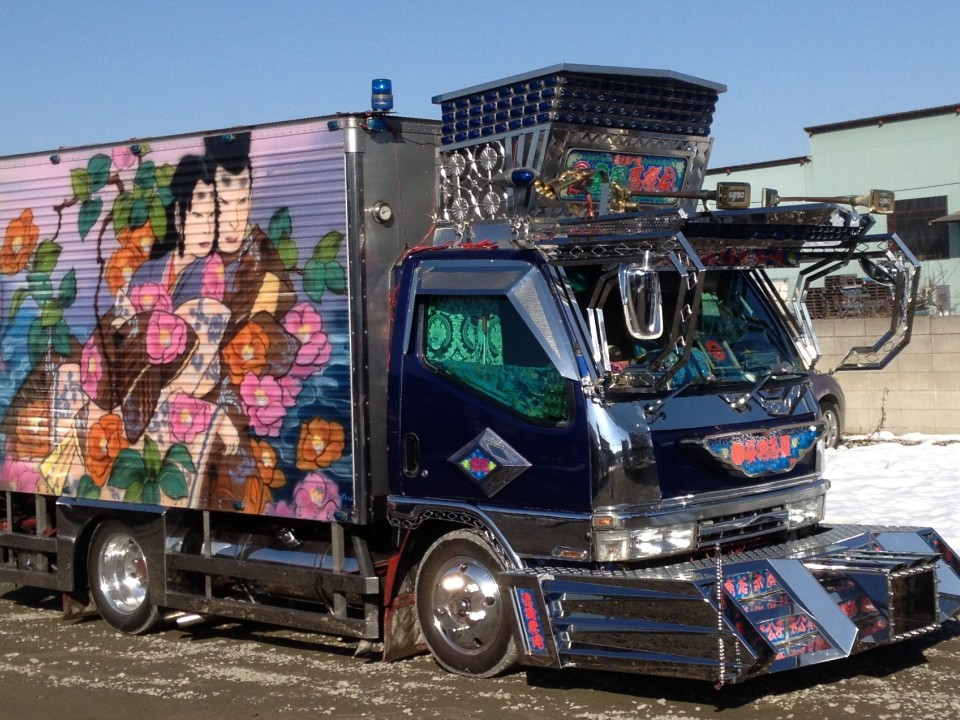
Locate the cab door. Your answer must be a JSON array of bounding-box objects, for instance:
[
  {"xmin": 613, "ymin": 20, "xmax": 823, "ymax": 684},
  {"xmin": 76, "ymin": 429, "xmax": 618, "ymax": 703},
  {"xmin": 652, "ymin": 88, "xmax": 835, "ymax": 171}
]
[{"xmin": 395, "ymin": 257, "xmax": 588, "ymax": 514}]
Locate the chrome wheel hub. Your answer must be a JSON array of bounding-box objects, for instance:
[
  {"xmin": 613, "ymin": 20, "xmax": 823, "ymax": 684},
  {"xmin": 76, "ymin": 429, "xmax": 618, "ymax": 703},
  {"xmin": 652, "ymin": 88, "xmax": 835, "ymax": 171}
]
[
  {"xmin": 429, "ymin": 556, "xmax": 504, "ymax": 654},
  {"xmin": 98, "ymin": 534, "xmax": 148, "ymax": 615}
]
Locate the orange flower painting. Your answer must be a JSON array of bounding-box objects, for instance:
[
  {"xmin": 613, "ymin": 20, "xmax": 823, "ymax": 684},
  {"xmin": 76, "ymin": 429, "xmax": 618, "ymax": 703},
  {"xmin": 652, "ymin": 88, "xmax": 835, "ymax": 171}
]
[
  {"xmin": 116, "ymin": 222, "xmax": 155, "ymax": 259},
  {"xmin": 223, "ymin": 322, "xmax": 271, "ymax": 384},
  {"xmin": 86, "ymin": 413, "xmax": 129, "ymax": 486},
  {"xmin": 2, "ymin": 209, "xmax": 40, "ymax": 275},
  {"xmin": 106, "ymin": 246, "xmax": 147, "ymax": 296},
  {"xmin": 296, "ymin": 419, "xmax": 345, "ymax": 470},
  {"xmin": 252, "ymin": 439, "xmax": 287, "ymax": 490}
]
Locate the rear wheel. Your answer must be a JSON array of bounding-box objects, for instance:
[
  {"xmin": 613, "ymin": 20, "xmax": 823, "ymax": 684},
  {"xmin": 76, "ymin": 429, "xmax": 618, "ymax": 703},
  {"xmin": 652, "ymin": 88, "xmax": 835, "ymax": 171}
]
[
  {"xmin": 88, "ymin": 520, "xmax": 161, "ymax": 634},
  {"xmin": 415, "ymin": 529, "xmax": 518, "ymax": 677}
]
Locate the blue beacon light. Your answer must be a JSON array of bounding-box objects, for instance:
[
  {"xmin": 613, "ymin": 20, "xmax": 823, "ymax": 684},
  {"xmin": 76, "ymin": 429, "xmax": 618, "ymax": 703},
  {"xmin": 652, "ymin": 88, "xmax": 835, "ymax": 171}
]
[{"xmin": 372, "ymin": 78, "xmax": 393, "ymax": 112}]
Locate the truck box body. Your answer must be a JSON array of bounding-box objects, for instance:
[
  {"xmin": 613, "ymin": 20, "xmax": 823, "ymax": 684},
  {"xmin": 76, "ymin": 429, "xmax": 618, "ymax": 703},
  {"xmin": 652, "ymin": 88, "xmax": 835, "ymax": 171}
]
[
  {"xmin": 1, "ymin": 64, "xmax": 959, "ymax": 686},
  {"xmin": 0, "ymin": 115, "xmax": 437, "ymax": 523}
]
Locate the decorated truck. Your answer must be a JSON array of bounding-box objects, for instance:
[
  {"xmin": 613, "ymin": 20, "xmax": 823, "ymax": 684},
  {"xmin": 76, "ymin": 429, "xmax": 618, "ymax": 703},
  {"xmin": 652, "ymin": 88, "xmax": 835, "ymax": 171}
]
[{"xmin": 1, "ymin": 64, "xmax": 958, "ymax": 685}]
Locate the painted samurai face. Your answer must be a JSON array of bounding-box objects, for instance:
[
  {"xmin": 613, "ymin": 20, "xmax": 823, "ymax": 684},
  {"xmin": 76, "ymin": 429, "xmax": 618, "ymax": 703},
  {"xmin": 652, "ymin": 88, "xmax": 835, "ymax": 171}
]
[
  {"xmin": 180, "ymin": 180, "xmax": 216, "ymax": 261},
  {"xmin": 215, "ymin": 166, "xmax": 252, "ymax": 254}
]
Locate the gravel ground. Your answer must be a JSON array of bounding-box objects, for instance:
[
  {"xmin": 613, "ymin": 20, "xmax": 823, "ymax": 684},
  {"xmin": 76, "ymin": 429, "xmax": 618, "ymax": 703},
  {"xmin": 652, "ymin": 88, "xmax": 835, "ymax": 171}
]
[{"xmin": 2, "ymin": 583, "xmax": 959, "ymax": 720}]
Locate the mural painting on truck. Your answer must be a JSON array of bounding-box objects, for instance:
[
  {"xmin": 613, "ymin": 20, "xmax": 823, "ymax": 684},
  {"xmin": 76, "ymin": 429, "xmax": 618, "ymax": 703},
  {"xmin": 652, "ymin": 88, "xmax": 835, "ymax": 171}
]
[{"xmin": 0, "ymin": 127, "xmax": 355, "ymax": 520}]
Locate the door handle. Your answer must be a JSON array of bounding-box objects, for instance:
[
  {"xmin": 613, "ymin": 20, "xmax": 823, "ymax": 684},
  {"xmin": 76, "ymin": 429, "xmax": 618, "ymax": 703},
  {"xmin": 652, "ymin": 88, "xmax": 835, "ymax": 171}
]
[{"xmin": 402, "ymin": 432, "xmax": 421, "ymax": 477}]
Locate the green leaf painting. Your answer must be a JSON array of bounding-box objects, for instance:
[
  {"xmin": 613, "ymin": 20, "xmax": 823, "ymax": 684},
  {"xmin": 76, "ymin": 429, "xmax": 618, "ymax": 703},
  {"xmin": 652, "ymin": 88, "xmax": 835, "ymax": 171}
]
[
  {"xmin": 129, "ymin": 198, "xmax": 149, "ymax": 229},
  {"xmin": 76, "ymin": 475, "xmax": 102, "ymax": 500},
  {"xmin": 304, "ymin": 258, "xmax": 326, "ymax": 301},
  {"xmin": 165, "ymin": 444, "xmax": 197, "ymax": 473},
  {"xmin": 39, "ymin": 300, "xmax": 63, "ymax": 328},
  {"xmin": 32, "ymin": 240, "xmax": 62, "ymax": 274},
  {"xmin": 268, "ymin": 207, "xmax": 292, "ymax": 246},
  {"xmin": 108, "ymin": 449, "xmax": 147, "ymax": 489},
  {"xmin": 278, "ymin": 236, "xmax": 298, "ymax": 270},
  {"xmin": 143, "ymin": 437, "xmax": 162, "ymax": 477},
  {"xmin": 70, "ymin": 167, "xmax": 92, "ymax": 201},
  {"xmin": 157, "ymin": 464, "xmax": 188, "ymax": 500},
  {"xmin": 314, "ymin": 230, "xmax": 345, "ymax": 263},
  {"xmin": 79, "ymin": 198, "xmax": 103, "ymax": 240},
  {"xmin": 324, "ymin": 261, "xmax": 346, "ymax": 294},
  {"xmin": 106, "ymin": 441, "xmax": 196, "ymax": 505},
  {"xmin": 59, "ymin": 269, "xmax": 77, "ymax": 308},
  {"xmin": 9, "ymin": 288, "xmax": 29, "ymax": 319},
  {"xmin": 87, "ymin": 154, "xmax": 111, "ymax": 193},
  {"xmin": 113, "ymin": 194, "xmax": 134, "ymax": 233},
  {"xmin": 134, "ymin": 160, "xmax": 156, "ymax": 190}
]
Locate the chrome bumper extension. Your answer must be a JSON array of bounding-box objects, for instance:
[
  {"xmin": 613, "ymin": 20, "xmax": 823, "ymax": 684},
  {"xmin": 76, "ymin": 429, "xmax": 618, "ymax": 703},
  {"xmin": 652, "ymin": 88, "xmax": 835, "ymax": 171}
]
[{"xmin": 504, "ymin": 525, "xmax": 960, "ymax": 683}]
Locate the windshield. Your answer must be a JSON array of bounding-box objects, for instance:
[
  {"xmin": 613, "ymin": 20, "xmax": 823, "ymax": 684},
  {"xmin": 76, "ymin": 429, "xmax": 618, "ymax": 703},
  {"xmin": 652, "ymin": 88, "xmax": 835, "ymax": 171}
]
[{"xmin": 566, "ymin": 267, "xmax": 802, "ymax": 390}]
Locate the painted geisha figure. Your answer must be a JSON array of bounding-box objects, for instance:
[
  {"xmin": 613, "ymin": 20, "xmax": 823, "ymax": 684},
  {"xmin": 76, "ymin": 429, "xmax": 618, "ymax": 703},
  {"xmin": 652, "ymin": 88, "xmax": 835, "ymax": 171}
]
[
  {"xmin": 30, "ymin": 154, "xmax": 236, "ymax": 502},
  {"xmin": 86, "ymin": 136, "xmax": 303, "ymax": 512}
]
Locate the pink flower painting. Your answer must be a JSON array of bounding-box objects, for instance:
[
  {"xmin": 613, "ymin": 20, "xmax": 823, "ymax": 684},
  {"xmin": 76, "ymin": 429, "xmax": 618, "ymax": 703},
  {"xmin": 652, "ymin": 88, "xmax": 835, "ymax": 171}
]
[
  {"xmin": 201, "ymin": 254, "xmax": 225, "ymax": 301},
  {"xmin": 169, "ymin": 392, "xmax": 211, "ymax": 444},
  {"xmin": 111, "ymin": 145, "xmax": 137, "ymax": 171},
  {"xmin": 145, "ymin": 311, "xmax": 189, "ymax": 365},
  {"xmin": 283, "ymin": 303, "xmax": 332, "ymax": 377},
  {"xmin": 80, "ymin": 338, "xmax": 104, "ymax": 399},
  {"xmin": 240, "ymin": 374, "xmax": 296, "ymax": 437},
  {"xmin": 265, "ymin": 472, "xmax": 341, "ymax": 520},
  {"xmin": 0, "ymin": 453, "xmax": 43, "ymax": 493},
  {"xmin": 131, "ymin": 282, "xmax": 173, "ymax": 313},
  {"xmin": 278, "ymin": 375, "xmax": 302, "ymax": 407}
]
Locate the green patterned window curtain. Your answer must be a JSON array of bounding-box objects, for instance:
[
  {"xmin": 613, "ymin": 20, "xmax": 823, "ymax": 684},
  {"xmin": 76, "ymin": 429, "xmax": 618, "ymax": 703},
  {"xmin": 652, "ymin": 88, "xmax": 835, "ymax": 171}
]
[{"xmin": 423, "ymin": 295, "xmax": 568, "ymax": 422}]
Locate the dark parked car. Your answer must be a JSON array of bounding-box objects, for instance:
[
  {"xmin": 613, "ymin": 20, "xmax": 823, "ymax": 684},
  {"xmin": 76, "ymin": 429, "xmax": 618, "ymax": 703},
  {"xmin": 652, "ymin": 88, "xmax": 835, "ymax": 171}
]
[{"xmin": 810, "ymin": 371, "xmax": 845, "ymax": 448}]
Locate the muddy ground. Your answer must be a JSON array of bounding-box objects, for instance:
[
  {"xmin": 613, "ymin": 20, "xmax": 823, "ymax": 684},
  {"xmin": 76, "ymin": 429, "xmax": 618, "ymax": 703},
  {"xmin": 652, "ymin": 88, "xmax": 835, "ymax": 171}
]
[{"xmin": 1, "ymin": 583, "xmax": 959, "ymax": 720}]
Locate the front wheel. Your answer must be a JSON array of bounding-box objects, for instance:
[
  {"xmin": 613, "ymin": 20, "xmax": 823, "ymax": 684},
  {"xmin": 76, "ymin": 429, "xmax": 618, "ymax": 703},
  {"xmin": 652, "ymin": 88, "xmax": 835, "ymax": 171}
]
[
  {"xmin": 415, "ymin": 529, "xmax": 519, "ymax": 677},
  {"xmin": 88, "ymin": 520, "xmax": 161, "ymax": 634}
]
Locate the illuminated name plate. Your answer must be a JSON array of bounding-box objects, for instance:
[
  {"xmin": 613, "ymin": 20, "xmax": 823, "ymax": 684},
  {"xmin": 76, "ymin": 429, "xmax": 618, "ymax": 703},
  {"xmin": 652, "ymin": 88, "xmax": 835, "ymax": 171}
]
[
  {"xmin": 701, "ymin": 424, "xmax": 820, "ymax": 477},
  {"xmin": 559, "ymin": 149, "xmax": 688, "ymax": 205}
]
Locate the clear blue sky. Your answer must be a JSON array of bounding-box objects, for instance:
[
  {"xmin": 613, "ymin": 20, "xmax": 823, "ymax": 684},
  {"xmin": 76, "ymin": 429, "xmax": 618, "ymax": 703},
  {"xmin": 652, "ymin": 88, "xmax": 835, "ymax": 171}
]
[{"xmin": 2, "ymin": 1, "xmax": 958, "ymax": 168}]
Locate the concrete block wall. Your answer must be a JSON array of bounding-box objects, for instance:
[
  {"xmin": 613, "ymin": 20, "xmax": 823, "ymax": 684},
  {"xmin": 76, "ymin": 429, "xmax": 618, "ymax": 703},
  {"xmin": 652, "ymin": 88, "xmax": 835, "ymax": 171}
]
[{"xmin": 812, "ymin": 316, "xmax": 960, "ymax": 435}]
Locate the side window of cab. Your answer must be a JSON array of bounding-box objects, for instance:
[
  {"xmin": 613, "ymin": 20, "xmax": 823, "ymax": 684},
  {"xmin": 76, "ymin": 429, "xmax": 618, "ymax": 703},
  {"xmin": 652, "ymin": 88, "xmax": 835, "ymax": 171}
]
[{"xmin": 420, "ymin": 294, "xmax": 569, "ymax": 423}]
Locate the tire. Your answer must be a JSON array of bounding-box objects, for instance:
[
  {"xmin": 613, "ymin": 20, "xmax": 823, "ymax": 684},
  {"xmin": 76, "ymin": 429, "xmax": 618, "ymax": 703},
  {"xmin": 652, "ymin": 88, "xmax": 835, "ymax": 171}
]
[
  {"xmin": 415, "ymin": 529, "xmax": 519, "ymax": 677},
  {"xmin": 88, "ymin": 520, "xmax": 161, "ymax": 634},
  {"xmin": 820, "ymin": 400, "xmax": 842, "ymax": 449}
]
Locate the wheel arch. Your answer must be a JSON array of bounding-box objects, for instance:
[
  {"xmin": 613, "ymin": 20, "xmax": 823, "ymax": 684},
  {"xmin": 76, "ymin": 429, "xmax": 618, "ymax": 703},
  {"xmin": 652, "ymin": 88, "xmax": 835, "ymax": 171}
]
[
  {"xmin": 388, "ymin": 501, "xmax": 522, "ymax": 570},
  {"xmin": 381, "ymin": 503, "xmax": 522, "ymax": 665}
]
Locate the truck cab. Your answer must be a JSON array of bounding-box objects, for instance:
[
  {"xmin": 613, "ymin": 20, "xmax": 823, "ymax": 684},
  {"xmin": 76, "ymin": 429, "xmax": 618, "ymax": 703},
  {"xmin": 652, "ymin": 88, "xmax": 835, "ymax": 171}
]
[
  {"xmin": 384, "ymin": 66, "xmax": 953, "ymax": 681},
  {"xmin": 386, "ymin": 65, "xmax": 898, "ymax": 567},
  {"xmin": 390, "ymin": 245, "xmax": 827, "ymax": 566}
]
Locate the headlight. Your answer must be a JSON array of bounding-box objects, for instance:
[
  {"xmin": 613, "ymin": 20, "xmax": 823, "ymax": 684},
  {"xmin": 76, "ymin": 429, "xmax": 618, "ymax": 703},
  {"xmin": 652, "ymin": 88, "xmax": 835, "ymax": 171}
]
[
  {"xmin": 594, "ymin": 523, "xmax": 696, "ymax": 562},
  {"xmin": 787, "ymin": 495, "xmax": 824, "ymax": 529}
]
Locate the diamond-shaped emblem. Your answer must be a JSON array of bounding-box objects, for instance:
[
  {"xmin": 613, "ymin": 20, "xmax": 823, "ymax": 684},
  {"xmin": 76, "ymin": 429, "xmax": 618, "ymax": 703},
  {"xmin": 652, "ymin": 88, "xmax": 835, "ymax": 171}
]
[{"xmin": 449, "ymin": 428, "xmax": 531, "ymax": 497}]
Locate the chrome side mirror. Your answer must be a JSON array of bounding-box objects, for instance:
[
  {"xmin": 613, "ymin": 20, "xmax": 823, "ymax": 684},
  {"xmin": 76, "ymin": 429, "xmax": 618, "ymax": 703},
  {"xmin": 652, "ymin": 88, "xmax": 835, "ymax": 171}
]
[{"xmin": 620, "ymin": 264, "xmax": 663, "ymax": 340}]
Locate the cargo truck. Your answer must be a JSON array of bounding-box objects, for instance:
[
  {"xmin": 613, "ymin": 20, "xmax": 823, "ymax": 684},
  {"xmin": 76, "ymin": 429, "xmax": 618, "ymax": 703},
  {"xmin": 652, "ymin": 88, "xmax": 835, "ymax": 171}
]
[{"xmin": 1, "ymin": 64, "xmax": 958, "ymax": 685}]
